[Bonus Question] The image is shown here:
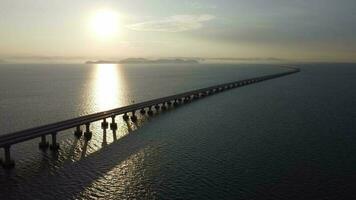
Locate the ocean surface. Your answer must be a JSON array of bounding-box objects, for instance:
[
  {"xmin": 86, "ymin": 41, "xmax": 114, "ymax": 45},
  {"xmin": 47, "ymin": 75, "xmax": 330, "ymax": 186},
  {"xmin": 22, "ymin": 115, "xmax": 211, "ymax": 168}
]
[{"xmin": 0, "ymin": 63, "xmax": 355, "ymax": 199}]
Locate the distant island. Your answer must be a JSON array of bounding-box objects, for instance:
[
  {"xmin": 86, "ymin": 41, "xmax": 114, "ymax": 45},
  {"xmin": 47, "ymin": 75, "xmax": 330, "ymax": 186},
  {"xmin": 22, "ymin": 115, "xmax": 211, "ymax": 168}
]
[{"xmin": 85, "ymin": 58, "xmax": 199, "ymax": 64}]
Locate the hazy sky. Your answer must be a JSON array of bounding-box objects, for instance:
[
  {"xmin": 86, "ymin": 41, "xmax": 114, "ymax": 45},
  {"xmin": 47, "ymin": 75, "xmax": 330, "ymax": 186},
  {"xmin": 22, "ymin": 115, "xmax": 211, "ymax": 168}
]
[{"xmin": 1, "ymin": 0, "xmax": 356, "ymax": 62}]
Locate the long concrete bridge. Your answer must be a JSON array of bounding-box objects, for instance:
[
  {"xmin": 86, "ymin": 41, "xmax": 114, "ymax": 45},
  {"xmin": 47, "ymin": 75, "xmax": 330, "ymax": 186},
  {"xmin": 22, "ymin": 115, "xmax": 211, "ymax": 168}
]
[{"xmin": 0, "ymin": 66, "xmax": 300, "ymax": 169}]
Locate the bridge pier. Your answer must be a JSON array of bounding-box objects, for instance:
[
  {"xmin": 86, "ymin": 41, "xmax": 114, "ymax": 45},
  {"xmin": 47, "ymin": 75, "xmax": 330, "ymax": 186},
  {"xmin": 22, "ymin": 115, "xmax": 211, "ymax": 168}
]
[
  {"xmin": 84, "ymin": 123, "xmax": 92, "ymax": 141},
  {"xmin": 147, "ymin": 107, "xmax": 153, "ymax": 116},
  {"xmin": 110, "ymin": 116, "xmax": 118, "ymax": 131},
  {"xmin": 173, "ymin": 100, "xmax": 179, "ymax": 107},
  {"xmin": 123, "ymin": 113, "xmax": 129, "ymax": 121},
  {"xmin": 102, "ymin": 128, "xmax": 107, "ymax": 147},
  {"xmin": 2, "ymin": 146, "xmax": 15, "ymax": 169},
  {"xmin": 39, "ymin": 135, "xmax": 49, "ymax": 150},
  {"xmin": 49, "ymin": 132, "xmax": 60, "ymax": 150},
  {"xmin": 101, "ymin": 119, "xmax": 108, "ymax": 146},
  {"xmin": 140, "ymin": 108, "xmax": 146, "ymax": 115},
  {"xmin": 183, "ymin": 97, "xmax": 189, "ymax": 103},
  {"xmin": 161, "ymin": 103, "xmax": 167, "ymax": 110},
  {"xmin": 74, "ymin": 126, "xmax": 83, "ymax": 138},
  {"xmin": 101, "ymin": 118, "xmax": 109, "ymax": 130},
  {"xmin": 130, "ymin": 111, "xmax": 137, "ymax": 122}
]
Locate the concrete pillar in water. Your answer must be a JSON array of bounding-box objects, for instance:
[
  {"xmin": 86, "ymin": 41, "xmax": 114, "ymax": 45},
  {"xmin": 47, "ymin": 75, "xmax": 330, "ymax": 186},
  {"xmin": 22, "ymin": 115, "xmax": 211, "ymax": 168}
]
[
  {"xmin": 161, "ymin": 103, "xmax": 167, "ymax": 110},
  {"xmin": 140, "ymin": 108, "xmax": 146, "ymax": 115},
  {"xmin": 50, "ymin": 132, "xmax": 60, "ymax": 150},
  {"xmin": 173, "ymin": 100, "xmax": 179, "ymax": 107},
  {"xmin": 110, "ymin": 116, "xmax": 118, "ymax": 141},
  {"xmin": 147, "ymin": 107, "xmax": 154, "ymax": 116},
  {"xmin": 84, "ymin": 123, "xmax": 92, "ymax": 141},
  {"xmin": 130, "ymin": 111, "xmax": 137, "ymax": 122},
  {"xmin": 100, "ymin": 119, "xmax": 108, "ymax": 146},
  {"xmin": 39, "ymin": 135, "xmax": 49, "ymax": 150},
  {"xmin": 101, "ymin": 118, "xmax": 109, "ymax": 130},
  {"xmin": 123, "ymin": 113, "xmax": 129, "ymax": 121},
  {"xmin": 110, "ymin": 116, "xmax": 118, "ymax": 131},
  {"xmin": 2, "ymin": 146, "xmax": 15, "ymax": 169},
  {"xmin": 74, "ymin": 126, "xmax": 83, "ymax": 139}
]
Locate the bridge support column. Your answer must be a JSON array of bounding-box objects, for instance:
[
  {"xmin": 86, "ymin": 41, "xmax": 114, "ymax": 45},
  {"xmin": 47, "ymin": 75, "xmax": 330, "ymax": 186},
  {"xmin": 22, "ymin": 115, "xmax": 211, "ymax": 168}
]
[
  {"xmin": 101, "ymin": 119, "xmax": 108, "ymax": 146},
  {"xmin": 50, "ymin": 132, "xmax": 60, "ymax": 151},
  {"xmin": 110, "ymin": 116, "xmax": 118, "ymax": 140},
  {"xmin": 147, "ymin": 107, "xmax": 153, "ymax": 116},
  {"xmin": 84, "ymin": 123, "xmax": 92, "ymax": 141},
  {"xmin": 123, "ymin": 113, "xmax": 129, "ymax": 121},
  {"xmin": 130, "ymin": 111, "xmax": 137, "ymax": 122},
  {"xmin": 110, "ymin": 116, "xmax": 118, "ymax": 130},
  {"xmin": 39, "ymin": 135, "xmax": 49, "ymax": 150},
  {"xmin": 161, "ymin": 103, "xmax": 167, "ymax": 110},
  {"xmin": 140, "ymin": 108, "xmax": 146, "ymax": 115},
  {"xmin": 74, "ymin": 126, "xmax": 83, "ymax": 138},
  {"xmin": 101, "ymin": 118, "xmax": 109, "ymax": 130},
  {"xmin": 2, "ymin": 146, "xmax": 15, "ymax": 169},
  {"xmin": 173, "ymin": 100, "xmax": 179, "ymax": 107}
]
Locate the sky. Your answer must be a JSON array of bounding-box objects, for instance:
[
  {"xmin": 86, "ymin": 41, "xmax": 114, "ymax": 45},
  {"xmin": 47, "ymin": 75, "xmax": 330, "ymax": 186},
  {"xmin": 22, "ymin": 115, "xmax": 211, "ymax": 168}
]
[{"xmin": 1, "ymin": 0, "xmax": 356, "ymax": 62}]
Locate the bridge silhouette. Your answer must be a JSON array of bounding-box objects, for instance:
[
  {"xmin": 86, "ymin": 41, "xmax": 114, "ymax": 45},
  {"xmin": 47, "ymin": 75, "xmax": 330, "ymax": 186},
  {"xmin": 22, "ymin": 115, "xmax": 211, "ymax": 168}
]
[{"xmin": 0, "ymin": 66, "xmax": 300, "ymax": 169}]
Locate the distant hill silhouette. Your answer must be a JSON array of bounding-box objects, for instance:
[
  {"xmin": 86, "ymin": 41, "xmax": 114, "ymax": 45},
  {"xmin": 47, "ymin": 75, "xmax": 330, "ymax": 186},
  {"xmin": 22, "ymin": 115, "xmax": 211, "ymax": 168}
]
[{"xmin": 86, "ymin": 58, "xmax": 199, "ymax": 64}]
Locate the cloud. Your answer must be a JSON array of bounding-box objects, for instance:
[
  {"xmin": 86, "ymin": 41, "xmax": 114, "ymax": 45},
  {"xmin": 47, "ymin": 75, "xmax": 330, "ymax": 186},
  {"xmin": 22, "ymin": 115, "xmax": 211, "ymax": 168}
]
[
  {"xmin": 186, "ymin": 1, "xmax": 217, "ymax": 9},
  {"xmin": 127, "ymin": 14, "xmax": 215, "ymax": 32}
]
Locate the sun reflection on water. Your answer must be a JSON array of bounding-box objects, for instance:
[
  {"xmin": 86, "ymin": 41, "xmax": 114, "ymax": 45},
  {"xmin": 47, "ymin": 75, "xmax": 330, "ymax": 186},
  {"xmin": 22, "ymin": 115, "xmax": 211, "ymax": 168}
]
[
  {"xmin": 78, "ymin": 64, "xmax": 131, "ymax": 158},
  {"xmin": 93, "ymin": 64, "xmax": 126, "ymax": 111},
  {"xmin": 77, "ymin": 146, "xmax": 157, "ymax": 199}
]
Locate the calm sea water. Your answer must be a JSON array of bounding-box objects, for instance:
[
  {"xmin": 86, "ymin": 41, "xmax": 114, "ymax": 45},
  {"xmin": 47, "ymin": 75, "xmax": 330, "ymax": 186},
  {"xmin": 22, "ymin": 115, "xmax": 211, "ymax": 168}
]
[{"xmin": 0, "ymin": 63, "xmax": 355, "ymax": 199}]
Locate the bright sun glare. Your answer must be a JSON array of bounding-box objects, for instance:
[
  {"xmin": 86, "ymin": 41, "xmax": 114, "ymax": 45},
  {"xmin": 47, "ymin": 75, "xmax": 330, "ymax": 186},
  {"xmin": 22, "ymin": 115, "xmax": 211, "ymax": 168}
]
[{"xmin": 90, "ymin": 10, "xmax": 120, "ymax": 39}]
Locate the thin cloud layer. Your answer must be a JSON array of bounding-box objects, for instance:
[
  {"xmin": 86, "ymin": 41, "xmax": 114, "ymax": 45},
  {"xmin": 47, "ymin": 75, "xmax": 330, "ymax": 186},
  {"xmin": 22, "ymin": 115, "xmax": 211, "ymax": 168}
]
[{"xmin": 127, "ymin": 14, "xmax": 215, "ymax": 32}]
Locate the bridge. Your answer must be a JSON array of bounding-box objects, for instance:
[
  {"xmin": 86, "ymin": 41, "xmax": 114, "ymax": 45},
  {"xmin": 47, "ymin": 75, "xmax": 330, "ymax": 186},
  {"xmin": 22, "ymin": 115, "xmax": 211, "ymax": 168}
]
[{"xmin": 0, "ymin": 66, "xmax": 300, "ymax": 169}]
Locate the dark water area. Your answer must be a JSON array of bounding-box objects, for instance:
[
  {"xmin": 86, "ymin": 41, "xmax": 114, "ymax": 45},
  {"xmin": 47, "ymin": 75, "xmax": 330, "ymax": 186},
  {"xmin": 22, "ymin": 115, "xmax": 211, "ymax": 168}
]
[{"xmin": 0, "ymin": 63, "xmax": 355, "ymax": 199}]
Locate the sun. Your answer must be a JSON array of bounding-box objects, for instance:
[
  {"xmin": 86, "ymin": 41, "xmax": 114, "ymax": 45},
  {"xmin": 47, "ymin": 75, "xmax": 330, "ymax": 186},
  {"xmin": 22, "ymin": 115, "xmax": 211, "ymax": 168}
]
[{"xmin": 90, "ymin": 10, "xmax": 120, "ymax": 39}]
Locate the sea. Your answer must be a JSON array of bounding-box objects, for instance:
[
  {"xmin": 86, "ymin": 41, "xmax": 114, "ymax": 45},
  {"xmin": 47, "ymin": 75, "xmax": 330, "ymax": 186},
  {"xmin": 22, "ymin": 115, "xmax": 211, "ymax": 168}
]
[{"xmin": 0, "ymin": 63, "xmax": 355, "ymax": 199}]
